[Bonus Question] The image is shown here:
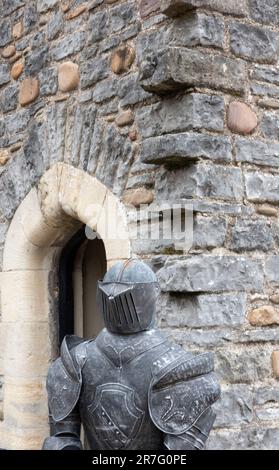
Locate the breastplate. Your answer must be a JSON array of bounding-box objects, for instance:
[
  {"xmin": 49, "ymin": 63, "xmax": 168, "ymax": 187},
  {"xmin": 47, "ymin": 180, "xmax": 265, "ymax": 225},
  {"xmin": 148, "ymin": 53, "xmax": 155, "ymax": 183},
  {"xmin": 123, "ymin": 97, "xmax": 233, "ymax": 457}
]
[{"xmin": 78, "ymin": 328, "xmax": 171, "ymax": 450}]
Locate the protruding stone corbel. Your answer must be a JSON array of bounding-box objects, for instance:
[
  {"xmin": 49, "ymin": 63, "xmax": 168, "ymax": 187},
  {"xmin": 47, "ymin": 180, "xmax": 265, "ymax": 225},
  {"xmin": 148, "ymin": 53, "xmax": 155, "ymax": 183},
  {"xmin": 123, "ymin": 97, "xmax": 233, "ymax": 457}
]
[{"xmin": 161, "ymin": 0, "xmax": 247, "ymax": 17}]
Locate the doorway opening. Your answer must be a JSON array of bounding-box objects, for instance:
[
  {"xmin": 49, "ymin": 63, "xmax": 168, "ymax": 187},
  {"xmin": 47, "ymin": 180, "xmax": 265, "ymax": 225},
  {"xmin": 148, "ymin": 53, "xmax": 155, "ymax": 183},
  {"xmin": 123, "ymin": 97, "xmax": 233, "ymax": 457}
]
[{"xmin": 58, "ymin": 226, "xmax": 107, "ymax": 345}]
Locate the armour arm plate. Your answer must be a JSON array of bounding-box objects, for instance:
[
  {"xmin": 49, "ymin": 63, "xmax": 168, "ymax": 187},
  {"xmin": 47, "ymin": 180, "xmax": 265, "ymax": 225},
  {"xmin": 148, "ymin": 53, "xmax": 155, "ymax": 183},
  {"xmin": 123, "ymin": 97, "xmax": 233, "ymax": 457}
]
[
  {"xmin": 42, "ymin": 335, "xmax": 89, "ymax": 450},
  {"xmin": 149, "ymin": 349, "xmax": 221, "ymax": 447},
  {"xmin": 164, "ymin": 407, "xmax": 216, "ymax": 450}
]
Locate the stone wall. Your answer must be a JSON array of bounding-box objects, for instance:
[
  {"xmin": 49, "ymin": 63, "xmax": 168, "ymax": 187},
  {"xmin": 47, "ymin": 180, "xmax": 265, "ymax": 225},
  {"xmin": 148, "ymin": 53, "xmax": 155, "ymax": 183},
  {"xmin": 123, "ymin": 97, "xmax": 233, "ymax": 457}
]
[{"xmin": 0, "ymin": 0, "xmax": 279, "ymax": 449}]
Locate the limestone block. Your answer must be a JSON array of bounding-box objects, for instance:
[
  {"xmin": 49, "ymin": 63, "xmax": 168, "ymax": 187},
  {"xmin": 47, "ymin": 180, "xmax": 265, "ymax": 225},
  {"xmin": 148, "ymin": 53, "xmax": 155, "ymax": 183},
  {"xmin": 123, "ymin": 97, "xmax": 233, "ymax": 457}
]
[
  {"xmin": 76, "ymin": 173, "xmax": 107, "ymax": 227},
  {"xmin": 20, "ymin": 188, "xmax": 64, "ymax": 248},
  {"xmin": 2, "ymin": 205, "xmax": 59, "ymax": 271},
  {"xmin": 97, "ymin": 192, "xmax": 130, "ymax": 260},
  {"xmin": 59, "ymin": 164, "xmax": 84, "ymax": 219},
  {"xmin": 1, "ymin": 270, "xmax": 50, "ymax": 323},
  {"xmin": 4, "ymin": 322, "xmax": 50, "ymax": 378},
  {"xmin": 38, "ymin": 163, "xmax": 68, "ymax": 229}
]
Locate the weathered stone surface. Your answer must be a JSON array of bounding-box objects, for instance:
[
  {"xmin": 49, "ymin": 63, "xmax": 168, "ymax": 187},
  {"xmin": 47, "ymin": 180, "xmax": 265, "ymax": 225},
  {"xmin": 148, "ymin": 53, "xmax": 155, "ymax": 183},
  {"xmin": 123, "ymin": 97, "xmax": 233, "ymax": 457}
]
[
  {"xmin": 157, "ymin": 163, "xmax": 243, "ymax": 201},
  {"xmin": 48, "ymin": 11, "xmax": 63, "ymax": 40},
  {"xmin": 255, "ymin": 385, "xmax": 279, "ymax": 405},
  {"xmin": 141, "ymin": 133, "xmax": 231, "ymax": 165},
  {"xmin": 137, "ymin": 93, "xmax": 225, "ymax": 139},
  {"xmin": 258, "ymin": 98, "xmax": 279, "ymax": 109},
  {"xmin": 95, "ymin": 124, "xmax": 133, "ymax": 195},
  {"xmin": 0, "ymin": 64, "xmax": 10, "ymax": 86},
  {"xmin": 111, "ymin": 45, "xmax": 135, "ymax": 74},
  {"xmin": 11, "ymin": 62, "xmax": 23, "ymax": 80},
  {"xmin": 230, "ymin": 22, "xmax": 278, "ymax": 63},
  {"xmin": 126, "ymin": 172, "xmax": 154, "ymax": 190},
  {"xmin": 139, "ymin": 47, "xmax": 246, "ymax": 95},
  {"xmin": 0, "ymin": 19, "xmax": 11, "ymax": 47},
  {"xmin": 230, "ymin": 218, "xmax": 273, "ymax": 252},
  {"xmin": 261, "ymin": 111, "xmax": 279, "ymax": 140},
  {"xmin": 251, "ymin": 81, "xmax": 279, "ymax": 99},
  {"xmin": 139, "ymin": 0, "xmax": 160, "ymax": 18},
  {"xmin": 248, "ymin": 306, "xmax": 279, "ymax": 326},
  {"xmin": 4, "ymin": 108, "xmax": 30, "ymax": 135},
  {"xmin": 159, "ymin": 292, "xmax": 246, "ymax": 327},
  {"xmin": 52, "ymin": 31, "xmax": 86, "ymax": 60},
  {"xmin": 92, "ymin": 77, "xmax": 117, "ymax": 103},
  {"xmin": 1, "ymin": 0, "xmax": 24, "ymax": 15},
  {"xmin": 0, "ymin": 85, "xmax": 18, "ymax": 113},
  {"xmin": 249, "ymin": 0, "xmax": 279, "ymax": 25},
  {"xmin": 0, "ymin": 151, "xmax": 32, "ymax": 219},
  {"xmin": 110, "ymin": 3, "xmax": 137, "ymax": 33},
  {"xmin": 123, "ymin": 188, "xmax": 154, "ymax": 207},
  {"xmin": 46, "ymin": 102, "xmax": 67, "ymax": 166},
  {"xmin": 79, "ymin": 104, "xmax": 97, "ymax": 170},
  {"xmin": 266, "ymin": 256, "xmax": 279, "ymax": 284},
  {"xmin": 168, "ymin": 11, "xmax": 224, "ymax": 49},
  {"xmin": 189, "ymin": 325, "xmax": 275, "ymax": 346},
  {"xmin": 157, "ymin": 255, "xmax": 263, "ymax": 292},
  {"xmin": 245, "ymin": 171, "xmax": 279, "ymax": 203},
  {"xmin": 272, "ymin": 351, "xmax": 279, "ymax": 378},
  {"xmin": 24, "ymin": 1, "xmax": 38, "ymax": 33},
  {"xmin": 251, "ymin": 65, "xmax": 279, "ymax": 86},
  {"xmin": 25, "ymin": 46, "xmax": 49, "ymax": 75},
  {"xmin": 193, "ymin": 216, "xmax": 227, "ymax": 249},
  {"xmin": 227, "ymin": 102, "xmax": 257, "ymax": 135},
  {"xmin": 38, "ymin": 67, "xmax": 58, "ymax": 96},
  {"xmin": 161, "ymin": 0, "xmax": 247, "ymax": 16},
  {"xmin": 2, "ymin": 45, "xmax": 16, "ymax": 58},
  {"xmin": 216, "ymin": 347, "xmax": 270, "ymax": 383},
  {"xmin": 38, "ymin": 0, "xmax": 58, "ymax": 12},
  {"xmin": 208, "ymin": 427, "xmax": 279, "ymax": 450},
  {"xmin": 80, "ymin": 57, "xmax": 108, "ymax": 88},
  {"xmin": 118, "ymin": 73, "xmax": 152, "ymax": 107},
  {"xmin": 256, "ymin": 407, "xmax": 279, "ymax": 421},
  {"xmin": 116, "ymin": 110, "xmax": 134, "ymax": 127},
  {"xmin": 19, "ymin": 78, "xmax": 40, "ymax": 106},
  {"xmin": 58, "ymin": 61, "xmax": 80, "ymax": 92},
  {"xmin": 213, "ymin": 384, "xmax": 253, "ymax": 428},
  {"xmin": 88, "ymin": 11, "xmax": 109, "ymax": 43}
]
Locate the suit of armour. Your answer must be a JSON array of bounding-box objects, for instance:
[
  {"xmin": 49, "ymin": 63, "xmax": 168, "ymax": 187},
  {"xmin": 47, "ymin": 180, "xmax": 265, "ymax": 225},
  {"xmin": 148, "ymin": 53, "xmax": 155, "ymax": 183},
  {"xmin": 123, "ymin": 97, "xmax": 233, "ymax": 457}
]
[{"xmin": 43, "ymin": 260, "xmax": 220, "ymax": 450}]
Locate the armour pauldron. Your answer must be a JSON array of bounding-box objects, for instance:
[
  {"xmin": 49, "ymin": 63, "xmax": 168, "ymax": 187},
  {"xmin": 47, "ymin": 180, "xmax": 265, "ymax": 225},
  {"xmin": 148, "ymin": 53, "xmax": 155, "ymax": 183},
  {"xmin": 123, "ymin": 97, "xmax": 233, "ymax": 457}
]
[
  {"xmin": 149, "ymin": 351, "xmax": 220, "ymax": 435},
  {"xmin": 47, "ymin": 336, "xmax": 89, "ymax": 422}
]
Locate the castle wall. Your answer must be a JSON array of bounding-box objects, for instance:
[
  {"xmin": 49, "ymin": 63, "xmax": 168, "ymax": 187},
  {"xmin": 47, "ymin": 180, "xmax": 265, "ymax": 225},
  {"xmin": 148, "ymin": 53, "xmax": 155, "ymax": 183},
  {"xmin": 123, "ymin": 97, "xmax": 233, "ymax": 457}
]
[{"xmin": 0, "ymin": 0, "xmax": 279, "ymax": 449}]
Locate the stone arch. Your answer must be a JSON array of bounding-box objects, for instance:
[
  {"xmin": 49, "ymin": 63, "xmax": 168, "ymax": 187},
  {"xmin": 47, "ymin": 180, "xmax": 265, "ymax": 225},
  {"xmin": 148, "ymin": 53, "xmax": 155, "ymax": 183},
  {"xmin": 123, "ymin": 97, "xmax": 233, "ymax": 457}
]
[{"xmin": 0, "ymin": 163, "xmax": 131, "ymax": 450}]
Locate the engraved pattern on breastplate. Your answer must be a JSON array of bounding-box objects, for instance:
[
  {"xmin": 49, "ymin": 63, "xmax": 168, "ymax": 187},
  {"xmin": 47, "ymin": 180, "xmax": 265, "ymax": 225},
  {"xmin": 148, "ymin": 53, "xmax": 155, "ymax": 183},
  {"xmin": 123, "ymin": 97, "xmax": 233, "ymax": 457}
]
[
  {"xmin": 88, "ymin": 383, "xmax": 144, "ymax": 449},
  {"xmin": 96, "ymin": 329, "xmax": 170, "ymax": 368}
]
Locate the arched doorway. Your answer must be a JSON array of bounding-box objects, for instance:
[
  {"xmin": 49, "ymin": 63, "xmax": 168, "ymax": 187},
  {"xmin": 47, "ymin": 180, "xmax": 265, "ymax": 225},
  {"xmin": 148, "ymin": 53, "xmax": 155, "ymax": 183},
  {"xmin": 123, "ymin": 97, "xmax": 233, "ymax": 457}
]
[{"xmin": 0, "ymin": 163, "xmax": 131, "ymax": 450}]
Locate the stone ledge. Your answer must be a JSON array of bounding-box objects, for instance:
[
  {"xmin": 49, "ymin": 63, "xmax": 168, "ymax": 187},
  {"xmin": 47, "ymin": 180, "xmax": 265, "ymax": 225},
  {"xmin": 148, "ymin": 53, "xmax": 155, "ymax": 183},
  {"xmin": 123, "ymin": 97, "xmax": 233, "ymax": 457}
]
[
  {"xmin": 157, "ymin": 255, "xmax": 264, "ymax": 292},
  {"xmin": 139, "ymin": 47, "xmax": 246, "ymax": 95},
  {"xmin": 140, "ymin": 132, "xmax": 232, "ymax": 166},
  {"xmin": 160, "ymin": 0, "xmax": 248, "ymax": 17}
]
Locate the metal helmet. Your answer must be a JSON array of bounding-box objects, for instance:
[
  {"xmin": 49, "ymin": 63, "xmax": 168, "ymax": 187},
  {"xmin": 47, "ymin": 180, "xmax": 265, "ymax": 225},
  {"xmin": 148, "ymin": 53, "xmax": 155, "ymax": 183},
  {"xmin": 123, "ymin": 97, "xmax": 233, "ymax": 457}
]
[{"xmin": 97, "ymin": 259, "xmax": 160, "ymax": 334}]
